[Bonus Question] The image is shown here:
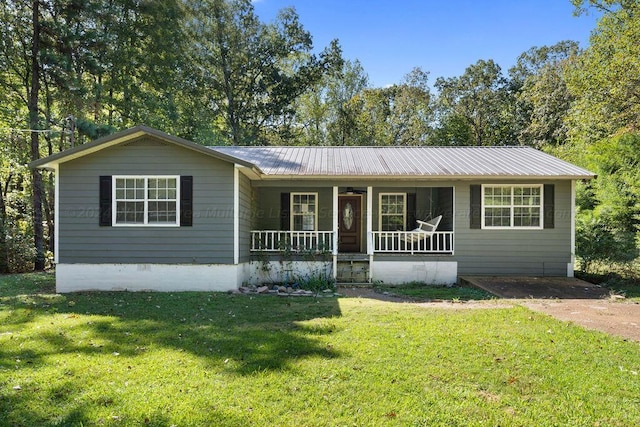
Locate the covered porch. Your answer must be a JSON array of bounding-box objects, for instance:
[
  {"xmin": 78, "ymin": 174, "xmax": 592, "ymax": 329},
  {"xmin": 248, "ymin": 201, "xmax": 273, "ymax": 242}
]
[{"xmin": 249, "ymin": 185, "xmax": 455, "ymax": 256}]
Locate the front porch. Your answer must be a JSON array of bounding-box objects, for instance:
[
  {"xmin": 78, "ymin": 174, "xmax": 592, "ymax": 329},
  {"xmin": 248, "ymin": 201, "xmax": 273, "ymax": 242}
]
[
  {"xmin": 247, "ymin": 184, "xmax": 455, "ymax": 284},
  {"xmin": 249, "ymin": 184, "xmax": 454, "ymax": 256}
]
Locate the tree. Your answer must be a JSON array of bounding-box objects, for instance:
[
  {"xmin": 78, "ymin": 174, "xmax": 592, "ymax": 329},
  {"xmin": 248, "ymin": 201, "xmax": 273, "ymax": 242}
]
[
  {"xmin": 566, "ymin": 1, "xmax": 640, "ymax": 141},
  {"xmin": 294, "ymin": 59, "xmax": 369, "ymax": 146},
  {"xmin": 583, "ymin": 133, "xmax": 640, "ymax": 233},
  {"xmin": 434, "ymin": 59, "xmax": 514, "ymax": 146},
  {"xmin": 334, "ymin": 67, "xmax": 434, "ymax": 146},
  {"xmin": 187, "ymin": 0, "xmax": 342, "ymax": 145},
  {"xmin": 28, "ymin": 0, "xmax": 45, "ymax": 270},
  {"xmin": 574, "ymin": 132, "xmax": 640, "ymax": 272},
  {"xmin": 509, "ymin": 41, "xmax": 580, "ymax": 147}
]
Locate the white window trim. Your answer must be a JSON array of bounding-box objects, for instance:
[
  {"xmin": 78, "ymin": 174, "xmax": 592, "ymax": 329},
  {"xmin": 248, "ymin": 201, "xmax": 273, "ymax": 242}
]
[
  {"xmin": 379, "ymin": 192, "xmax": 406, "ymax": 231},
  {"xmin": 290, "ymin": 192, "xmax": 318, "ymax": 231},
  {"xmin": 481, "ymin": 184, "xmax": 543, "ymax": 230},
  {"xmin": 112, "ymin": 175, "xmax": 181, "ymax": 227}
]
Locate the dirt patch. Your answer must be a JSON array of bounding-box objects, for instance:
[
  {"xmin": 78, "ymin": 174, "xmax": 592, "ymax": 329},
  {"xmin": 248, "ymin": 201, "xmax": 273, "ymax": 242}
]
[{"xmin": 522, "ymin": 299, "xmax": 640, "ymax": 342}]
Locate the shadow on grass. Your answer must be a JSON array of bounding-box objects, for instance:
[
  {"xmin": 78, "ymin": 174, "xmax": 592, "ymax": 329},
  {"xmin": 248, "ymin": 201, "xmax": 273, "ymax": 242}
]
[
  {"xmin": 2, "ymin": 291, "xmax": 343, "ymax": 373},
  {"xmin": 0, "ymin": 272, "xmax": 56, "ymax": 297},
  {"xmin": 0, "ymin": 290, "xmax": 342, "ymax": 425}
]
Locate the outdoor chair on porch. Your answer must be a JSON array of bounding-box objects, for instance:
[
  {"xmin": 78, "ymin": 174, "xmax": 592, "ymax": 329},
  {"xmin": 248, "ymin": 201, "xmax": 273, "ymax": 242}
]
[{"xmin": 402, "ymin": 215, "xmax": 442, "ymax": 244}]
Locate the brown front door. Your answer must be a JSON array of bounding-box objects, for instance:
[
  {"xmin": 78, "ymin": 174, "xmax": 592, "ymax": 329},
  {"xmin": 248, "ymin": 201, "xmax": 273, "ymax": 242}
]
[{"xmin": 338, "ymin": 195, "xmax": 361, "ymax": 252}]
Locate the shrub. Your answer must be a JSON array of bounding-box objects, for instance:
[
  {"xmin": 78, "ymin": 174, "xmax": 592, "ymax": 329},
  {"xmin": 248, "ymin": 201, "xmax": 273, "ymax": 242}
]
[{"xmin": 576, "ymin": 210, "xmax": 637, "ymax": 273}]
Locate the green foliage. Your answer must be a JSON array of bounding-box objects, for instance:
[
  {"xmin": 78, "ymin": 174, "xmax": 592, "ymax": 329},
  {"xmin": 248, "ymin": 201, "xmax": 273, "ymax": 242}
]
[
  {"xmin": 576, "ymin": 210, "xmax": 638, "ymax": 273},
  {"xmin": 566, "ymin": 1, "xmax": 640, "ymax": 141},
  {"xmin": 584, "ymin": 133, "xmax": 640, "ymax": 232},
  {"xmin": 434, "ymin": 59, "xmax": 515, "ymax": 146},
  {"xmin": 573, "ymin": 133, "xmax": 640, "ymax": 273},
  {"xmin": 509, "ymin": 41, "xmax": 579, "ymax": 147},
  {"xmin": 187, "ymin": 0, "xmax": 342, "ymax": 145}
]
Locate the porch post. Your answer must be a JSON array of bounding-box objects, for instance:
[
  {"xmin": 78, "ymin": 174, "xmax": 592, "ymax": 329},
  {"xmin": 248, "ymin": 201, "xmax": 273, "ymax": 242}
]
[
  {"xmin": 53, "ymin": 164, "xmax": 59, "ymax": 265},
  {"xmin": 332, "ymin": 186, "xmax": 338, "ymax": 281},
  {"xmin": 332, "ymin": 186, "xmax": 339, "ymax": 255},
  {"xmin": 233, "ymin": 166, "xmax": 239, "ymax": 265},
  {"xmin": 366, "ymin": 186, "xmax": 373, "ymax": 255},
  {"xmin": 568, "ymin": 180, "xmax": 576, "ymax": 277}
]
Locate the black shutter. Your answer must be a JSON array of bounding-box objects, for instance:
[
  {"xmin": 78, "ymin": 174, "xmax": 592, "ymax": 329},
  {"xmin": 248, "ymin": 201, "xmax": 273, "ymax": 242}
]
[
  {"xmin": 406, "ymin": 193, "xmax": 417, "ymax": 231},
  {"xmin": 280, "ymin": 192, "xmax": 290, "ymax": 230},
  {"xmin": 180, "ymin": 176, "xmax": 193, "ymax": 227},
  {"xmin": 543, "ymin": 184, "xmax": 555, "ymax": 229},
  {"xmin": 99, "ymin": 176, "xmax": 112, "ymax": 226},
  {"xmin": 470, "ymin": 185, "xmax": 481, "ymax": 229}
]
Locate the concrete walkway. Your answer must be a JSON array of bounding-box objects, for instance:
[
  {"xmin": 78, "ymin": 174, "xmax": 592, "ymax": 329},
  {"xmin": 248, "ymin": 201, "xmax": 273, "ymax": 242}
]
[{"xmin": 459, "ymin": 276, "xmax": 610, "ymax": 299}]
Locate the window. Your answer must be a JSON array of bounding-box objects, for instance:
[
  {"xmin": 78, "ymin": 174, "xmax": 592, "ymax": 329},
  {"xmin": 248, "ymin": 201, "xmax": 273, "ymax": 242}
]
[
  {"xmin": 114, "ymin": 176, "xmax": 179, "ymax": 226},
  {"xmin": 379, "ymin": 193, "xmax": 406, "ymax": 231},
  {"xmin": 482, "ymin": 185, "xmax": 542, "ymax": 229},
  {"xmin": 291, "ymin": 193, "xmax": 317, "ymax": 231}
]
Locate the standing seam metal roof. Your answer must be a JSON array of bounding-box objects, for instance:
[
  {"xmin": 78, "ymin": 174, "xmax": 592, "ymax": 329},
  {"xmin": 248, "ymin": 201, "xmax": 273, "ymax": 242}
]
[{"xmin": 210, "ymin": 146, "xmax": 594, "ymax": 178}]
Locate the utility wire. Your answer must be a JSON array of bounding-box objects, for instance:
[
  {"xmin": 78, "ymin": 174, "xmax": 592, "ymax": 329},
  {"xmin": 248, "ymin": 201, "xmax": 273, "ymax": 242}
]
[{"xmin": 0, "ymin": 128, "xmax": 59, "ymax": 133}]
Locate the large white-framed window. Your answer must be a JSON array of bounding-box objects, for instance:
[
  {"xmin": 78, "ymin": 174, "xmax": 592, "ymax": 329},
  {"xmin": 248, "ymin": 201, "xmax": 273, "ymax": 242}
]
[
  {"xmin": 291, "ymin": 192, "xmax": 317, "ymax": 231},
  {"xmin": 113, "ymin": 176, "xmax": 180, "ymax": 226},
  {"xmin": 379, "ymin": 193, "xmax": 406, "ymax": 231},
  {"xmin": 482, "ymin": 184, "xmax": 543, "ymax": 229}
]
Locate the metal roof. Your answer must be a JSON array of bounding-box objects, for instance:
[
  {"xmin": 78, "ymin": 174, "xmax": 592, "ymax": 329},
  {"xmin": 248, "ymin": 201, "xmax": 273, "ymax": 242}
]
[{"xmin": 211, "ymin": 146, "xmax": 594, "ymax": 179}]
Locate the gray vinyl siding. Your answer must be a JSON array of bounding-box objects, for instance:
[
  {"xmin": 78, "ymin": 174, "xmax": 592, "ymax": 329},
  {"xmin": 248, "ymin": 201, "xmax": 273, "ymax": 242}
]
[
  {"xmin": 238, "ymin": 172, "xmax": 252, "ymax": 263},
  {"xmin": 58, "ymin": 137, "xmax": 235, "ymax": 264},
  {"xmin": 254, "ymin": 187, "xmax": 334, "ymax": 231},
  {"xmin": 453, "ymin": 180, "xmax": 572, "ymax": 276}
]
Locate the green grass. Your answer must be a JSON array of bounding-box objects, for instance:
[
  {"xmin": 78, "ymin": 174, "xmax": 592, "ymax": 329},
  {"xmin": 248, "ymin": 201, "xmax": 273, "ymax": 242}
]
[
  {"xmin": 374, "ymin": 283, "xmax": 494, "ymax": 301},
  {"xmin": 1, "ymin": 273, "xmax": 640, "ymax": 426}
]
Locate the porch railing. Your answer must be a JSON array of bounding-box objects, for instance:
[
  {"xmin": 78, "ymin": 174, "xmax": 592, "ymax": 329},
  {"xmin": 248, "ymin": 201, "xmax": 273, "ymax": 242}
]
[
  {"xmin": 251, "ymin": 230, "xmax": 335, "ymax": 253},
  {"xmin": 372, "ymin": 231, "xmax": 454, "ymax": 254}
]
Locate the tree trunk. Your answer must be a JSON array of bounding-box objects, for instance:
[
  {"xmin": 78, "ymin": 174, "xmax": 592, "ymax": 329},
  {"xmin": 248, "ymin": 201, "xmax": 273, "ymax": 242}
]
[
  {"xmin": 0, "ymin": 182, "xmax": 8, "ymax": 274},
  {"xmin": 29, "ymin": 0, "xmax": 45, "ymax": 271}
]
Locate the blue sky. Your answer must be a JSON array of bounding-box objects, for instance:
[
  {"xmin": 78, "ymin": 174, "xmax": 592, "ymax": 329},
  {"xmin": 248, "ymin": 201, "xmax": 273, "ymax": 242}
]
[{"xmin": 253, "ymin": 0, "xmax": 601, "ymax": 87}]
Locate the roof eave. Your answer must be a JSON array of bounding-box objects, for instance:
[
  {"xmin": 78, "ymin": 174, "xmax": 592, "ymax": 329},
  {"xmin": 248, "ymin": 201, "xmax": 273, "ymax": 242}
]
[
  {"xmin": 29, "ymin": 125, "xmax": 261, "ymax": 172},
  {"xmin": 253, "ymin": 173, "xmax": 596, "ymax": 181}
]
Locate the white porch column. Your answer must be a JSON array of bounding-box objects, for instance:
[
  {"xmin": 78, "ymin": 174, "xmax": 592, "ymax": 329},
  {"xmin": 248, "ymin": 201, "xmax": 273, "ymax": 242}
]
[
  {"xmin": 332, "ymin": 186, "xmax": 338, "ymax": 281},
  {"xmin": 233, "ymin": 165, "xmax": 240, "ymax": 265},
  {"xmin": 366, "ymin": 186, "xmax": 373, "ymax": 255},
  {"xmin": 568, "ymin": 180, "xmax": 576, "ymax": 277},
  {"xmin": 53, "ymin": 164, "xmax": 60, "ymax": 264},
  {"xmin": 332, "ymin": 186, "xmax": 339, "ymax": 256}
]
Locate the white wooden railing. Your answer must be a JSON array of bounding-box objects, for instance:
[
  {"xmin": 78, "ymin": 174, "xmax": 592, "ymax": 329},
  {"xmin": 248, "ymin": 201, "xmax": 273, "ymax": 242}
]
[
  {"xmin": 251, "ymin": 230, "xmax": 454, "ymax": 255},
  {"xmin": 372, "ymin": 231, "xmax": 454, "ymax": 254},
  {"xmin": 251, "ymin": 231, "xmax": 334, "ymax": 253}
]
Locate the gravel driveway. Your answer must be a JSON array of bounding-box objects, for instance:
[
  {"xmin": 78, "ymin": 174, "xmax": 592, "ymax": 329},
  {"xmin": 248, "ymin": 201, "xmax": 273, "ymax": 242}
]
[{"xmin": 521, "ymin": 299, "xmax": 640, "ymax": 342}]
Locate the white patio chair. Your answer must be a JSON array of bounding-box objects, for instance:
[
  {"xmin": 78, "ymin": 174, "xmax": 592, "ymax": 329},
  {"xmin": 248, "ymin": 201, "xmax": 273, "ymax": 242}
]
[{"xmin": 402, "ymin": 215, "xmax": 442, "ymax": 244}]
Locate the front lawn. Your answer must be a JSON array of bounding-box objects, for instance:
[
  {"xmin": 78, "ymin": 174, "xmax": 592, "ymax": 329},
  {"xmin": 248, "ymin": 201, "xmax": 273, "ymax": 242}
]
[{"xmin": 1, "ymin": 273, "xmax": 639, "ymax": 426}]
